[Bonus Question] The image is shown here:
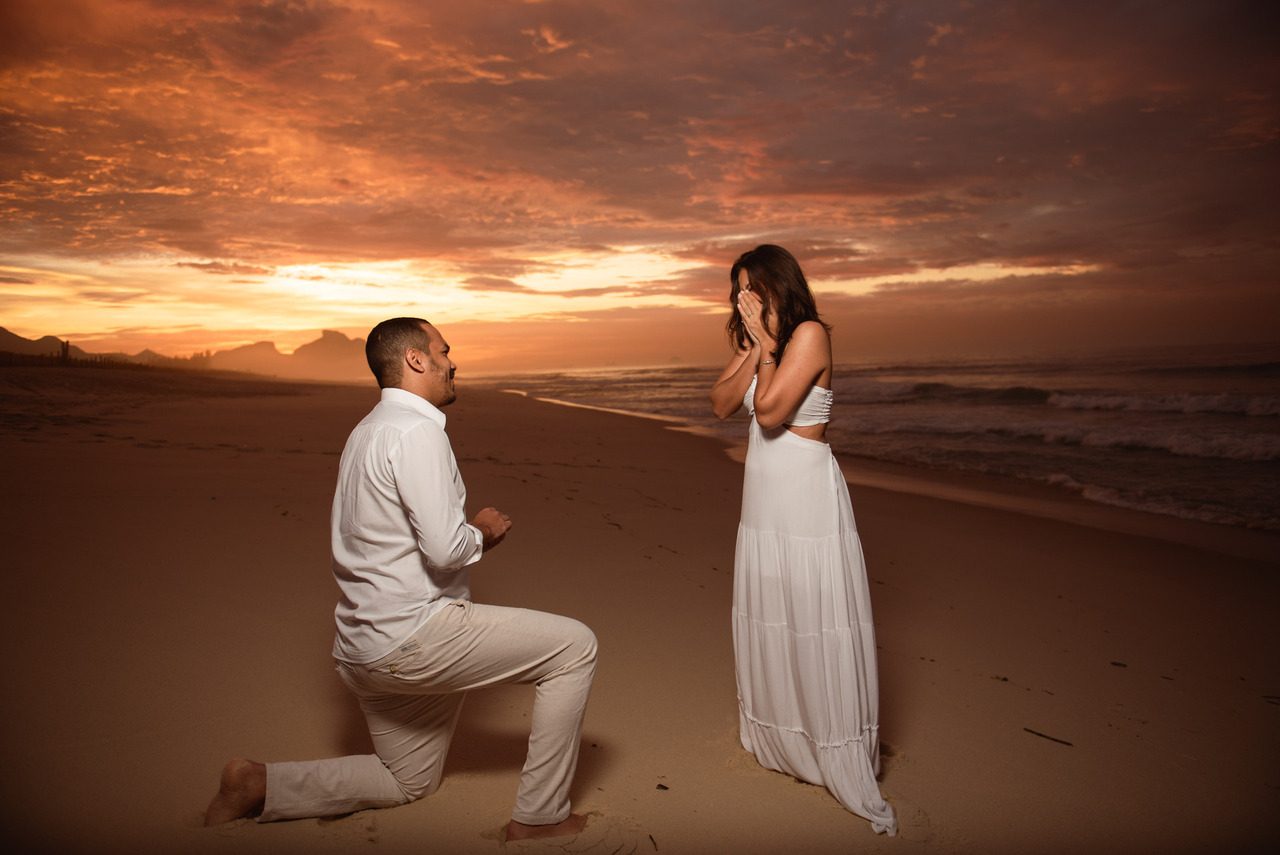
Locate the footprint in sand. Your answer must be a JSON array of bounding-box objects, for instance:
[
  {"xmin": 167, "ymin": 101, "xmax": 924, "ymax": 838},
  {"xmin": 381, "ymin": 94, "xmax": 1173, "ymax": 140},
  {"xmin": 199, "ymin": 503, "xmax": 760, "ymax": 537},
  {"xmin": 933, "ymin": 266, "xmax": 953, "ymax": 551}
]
[
  {"xmin": 885, "ymin": 795, "xmax": 933, "ymax": 844},
  {"xmin": 500, "ymin": 812, "xmax": 649, "ymax": 853},
  {"xmin": 193, "ymin": 810, "xmax": 380, "ymax": 844},
  {"xmin": 317, "ymin": 811, "xmax": 379, "ymax": 844},
  {"xmin": 875, "ymin": 746, "xmax": 933, "ymax": 843}
]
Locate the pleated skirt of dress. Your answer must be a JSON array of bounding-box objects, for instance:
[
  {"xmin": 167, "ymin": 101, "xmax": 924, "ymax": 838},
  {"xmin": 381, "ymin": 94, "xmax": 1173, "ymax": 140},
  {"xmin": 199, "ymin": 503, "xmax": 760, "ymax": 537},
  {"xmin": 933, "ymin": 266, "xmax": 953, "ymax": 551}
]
[{"xmin": 733, "ymin": 418, "xmax": 898, "ymax": 835}]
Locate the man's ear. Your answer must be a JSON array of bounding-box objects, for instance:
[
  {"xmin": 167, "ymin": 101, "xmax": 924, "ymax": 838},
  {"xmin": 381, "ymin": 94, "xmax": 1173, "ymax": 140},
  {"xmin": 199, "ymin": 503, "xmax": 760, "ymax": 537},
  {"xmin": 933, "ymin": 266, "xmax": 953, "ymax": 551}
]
[{"xmin": 405, "ymin": 347, "xmax": 426, "ymax": 375}]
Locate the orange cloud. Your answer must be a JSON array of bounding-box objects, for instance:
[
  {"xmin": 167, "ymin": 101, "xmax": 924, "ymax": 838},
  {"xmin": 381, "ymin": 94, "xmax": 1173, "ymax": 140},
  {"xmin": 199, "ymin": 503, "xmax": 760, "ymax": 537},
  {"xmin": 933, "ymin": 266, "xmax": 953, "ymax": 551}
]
[{"xmin": 0, "ymin": 0, "xmax": 1274, "ymax": 365}]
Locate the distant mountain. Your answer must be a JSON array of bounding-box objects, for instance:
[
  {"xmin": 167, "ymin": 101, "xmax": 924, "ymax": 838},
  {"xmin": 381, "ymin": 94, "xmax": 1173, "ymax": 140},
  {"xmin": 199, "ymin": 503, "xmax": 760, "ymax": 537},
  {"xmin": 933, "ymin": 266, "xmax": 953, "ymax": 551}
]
[
  {"xmin": 0, "ymin": 326, "xmax": 369, "ymax": 382},
  {"xmin": 290, "ymin": 329, "xmax": 369, "ymax": 380},
  {"xmin": 0, "ymin": 326, "xmax": 90, "ymax": 359},
  {"xmin": 203, "ymin": 340, "xmax": 290, "ymax": 375},
  {"xmin": 132, "ymin": 348, "xmax": 173, "ymax": 365}
]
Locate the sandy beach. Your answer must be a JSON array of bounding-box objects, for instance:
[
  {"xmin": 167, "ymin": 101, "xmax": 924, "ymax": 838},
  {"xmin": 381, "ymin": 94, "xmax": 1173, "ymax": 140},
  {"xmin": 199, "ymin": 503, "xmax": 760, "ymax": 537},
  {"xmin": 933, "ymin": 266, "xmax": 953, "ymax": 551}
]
[{"xmin": 1, "ymin": 366, "xmax": 1276, "ymax": 854}]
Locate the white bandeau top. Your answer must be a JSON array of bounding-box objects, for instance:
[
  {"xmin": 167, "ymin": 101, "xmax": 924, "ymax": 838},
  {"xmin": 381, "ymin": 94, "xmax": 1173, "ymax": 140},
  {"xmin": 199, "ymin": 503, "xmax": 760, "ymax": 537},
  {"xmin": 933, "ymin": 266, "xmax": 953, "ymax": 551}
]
[{"xmin": 744, "ymin": 375, "xmax": 833, "ymax": 426}]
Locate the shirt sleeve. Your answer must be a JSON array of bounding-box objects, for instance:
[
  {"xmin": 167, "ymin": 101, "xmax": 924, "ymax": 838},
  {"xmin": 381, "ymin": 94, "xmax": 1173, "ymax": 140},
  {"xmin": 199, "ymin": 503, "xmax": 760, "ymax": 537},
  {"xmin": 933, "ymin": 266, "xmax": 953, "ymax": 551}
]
[{"xmin": 393, "ymin": 420, "xmax": 484, "ymax": 572}]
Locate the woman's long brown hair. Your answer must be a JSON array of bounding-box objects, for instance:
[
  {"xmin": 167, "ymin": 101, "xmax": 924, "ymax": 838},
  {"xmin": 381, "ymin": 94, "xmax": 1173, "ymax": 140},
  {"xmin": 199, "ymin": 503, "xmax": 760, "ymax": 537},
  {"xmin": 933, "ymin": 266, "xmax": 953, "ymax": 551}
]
[{"xmin": 727, "ymin": 244, "xmax": 829, "ymax": 363}]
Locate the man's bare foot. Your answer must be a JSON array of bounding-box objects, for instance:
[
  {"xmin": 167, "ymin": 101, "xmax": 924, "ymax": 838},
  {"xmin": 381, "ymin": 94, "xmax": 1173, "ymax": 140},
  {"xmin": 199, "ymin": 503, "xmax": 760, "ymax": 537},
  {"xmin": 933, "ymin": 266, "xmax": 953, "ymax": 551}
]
[
  {"xmin": 505, "ymin": 813, "xmax": 588, "ymax": 841},
  {"xmin": 204, "ymin": 758, "xmax": 267, "ymax": 826}
]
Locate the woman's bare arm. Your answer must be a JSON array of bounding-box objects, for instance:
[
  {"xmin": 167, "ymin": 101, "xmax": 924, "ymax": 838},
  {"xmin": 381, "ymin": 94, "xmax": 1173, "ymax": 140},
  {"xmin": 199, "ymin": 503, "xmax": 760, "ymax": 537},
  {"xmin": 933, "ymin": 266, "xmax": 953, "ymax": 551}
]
[{"xmin": 710, "ymin": 344, "xmax": 758, "ymax": 420}]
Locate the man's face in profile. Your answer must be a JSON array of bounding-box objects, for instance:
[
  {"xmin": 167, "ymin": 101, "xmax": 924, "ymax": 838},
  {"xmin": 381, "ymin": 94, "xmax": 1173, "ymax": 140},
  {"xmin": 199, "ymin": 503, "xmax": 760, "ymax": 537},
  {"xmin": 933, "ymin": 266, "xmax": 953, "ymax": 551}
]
[{"xmin": 419, "ymin": 323, "xmax": 457, "ymax": 408}]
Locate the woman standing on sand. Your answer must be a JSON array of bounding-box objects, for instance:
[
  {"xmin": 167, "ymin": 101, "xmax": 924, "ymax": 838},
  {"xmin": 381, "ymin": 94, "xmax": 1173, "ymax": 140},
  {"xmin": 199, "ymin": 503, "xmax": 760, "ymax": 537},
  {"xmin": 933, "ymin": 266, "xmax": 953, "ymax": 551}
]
[{"xmin": 710, "ymin": 245, "xmax": 897, "ymax": 836}]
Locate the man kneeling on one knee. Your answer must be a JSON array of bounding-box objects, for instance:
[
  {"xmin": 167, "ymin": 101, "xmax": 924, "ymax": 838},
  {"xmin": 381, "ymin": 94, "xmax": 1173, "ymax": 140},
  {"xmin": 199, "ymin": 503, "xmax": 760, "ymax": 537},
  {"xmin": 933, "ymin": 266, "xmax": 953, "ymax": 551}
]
[{"xmin": 205, "ymin": 317, "xmax": 597, "ymax": 842}]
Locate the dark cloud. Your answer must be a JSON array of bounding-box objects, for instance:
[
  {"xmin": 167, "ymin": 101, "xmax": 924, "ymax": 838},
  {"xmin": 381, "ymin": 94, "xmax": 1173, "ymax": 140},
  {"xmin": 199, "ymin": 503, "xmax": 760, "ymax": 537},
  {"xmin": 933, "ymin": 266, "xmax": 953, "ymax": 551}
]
[{"xmin": 1, "ymin": 0, "xmax": 1276, "ymax": 360}]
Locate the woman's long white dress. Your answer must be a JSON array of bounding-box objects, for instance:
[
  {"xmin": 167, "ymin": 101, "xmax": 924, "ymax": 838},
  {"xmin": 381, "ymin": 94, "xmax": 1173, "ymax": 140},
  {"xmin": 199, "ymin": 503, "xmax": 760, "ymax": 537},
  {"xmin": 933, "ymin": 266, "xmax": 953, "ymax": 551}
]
[{"xmin": 734, "ymin": 378, "xmax": 897, "ymax": 835}]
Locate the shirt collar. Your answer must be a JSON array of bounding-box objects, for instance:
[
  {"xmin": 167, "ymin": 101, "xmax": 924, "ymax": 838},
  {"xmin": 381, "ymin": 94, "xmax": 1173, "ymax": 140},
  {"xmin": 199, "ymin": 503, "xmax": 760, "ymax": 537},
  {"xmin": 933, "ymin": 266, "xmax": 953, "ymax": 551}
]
[{"xmin": 381, "ymin": 386, "xmax": 447, "ymax": 428}]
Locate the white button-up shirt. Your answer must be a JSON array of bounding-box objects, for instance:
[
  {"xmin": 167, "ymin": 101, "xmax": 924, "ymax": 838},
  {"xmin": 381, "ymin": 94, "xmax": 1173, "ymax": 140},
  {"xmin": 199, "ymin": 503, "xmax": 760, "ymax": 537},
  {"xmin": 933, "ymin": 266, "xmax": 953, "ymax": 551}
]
[{"xmin": 330, "ymin": 387, "xmax": 484, "ymax": 663}]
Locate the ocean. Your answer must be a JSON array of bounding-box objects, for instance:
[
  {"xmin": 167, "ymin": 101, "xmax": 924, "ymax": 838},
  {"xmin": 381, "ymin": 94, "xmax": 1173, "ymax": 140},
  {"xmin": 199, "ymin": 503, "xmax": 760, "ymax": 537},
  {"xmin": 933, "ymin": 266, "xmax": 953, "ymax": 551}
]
[{"xmin": 469, "ymin": 343, "xmax": 1280, "ymax": 532}]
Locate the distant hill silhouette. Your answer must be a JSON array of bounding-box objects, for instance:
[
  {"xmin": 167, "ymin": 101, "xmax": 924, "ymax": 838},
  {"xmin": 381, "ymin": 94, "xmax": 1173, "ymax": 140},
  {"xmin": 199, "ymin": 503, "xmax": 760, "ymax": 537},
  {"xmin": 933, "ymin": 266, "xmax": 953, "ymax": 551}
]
[
  {"xmin": 0, "ymin": 327, "xmax": 91, "ymax": 359},
  {"xmin": 0, "ymin": 326, "xmax": 370, "ymax": 382}
]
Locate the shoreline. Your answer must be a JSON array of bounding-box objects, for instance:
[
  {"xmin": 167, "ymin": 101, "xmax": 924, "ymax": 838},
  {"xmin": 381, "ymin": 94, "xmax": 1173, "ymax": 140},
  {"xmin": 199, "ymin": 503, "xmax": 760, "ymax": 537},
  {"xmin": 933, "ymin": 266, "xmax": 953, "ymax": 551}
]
[
  {"xmin": 509, "ymin": 387, "xmax": 1280, "ymax": 565},
  {"xmin": 839, "ymin": 455, "xmax": 1280, "ymax": 565},
  {"xmin": 15, "ymin": 359, "xmax": 1270, "ymax": 553},
  {"xmin": 8, "ymin": 361, "xmax": 1275, "ymax": 564}
]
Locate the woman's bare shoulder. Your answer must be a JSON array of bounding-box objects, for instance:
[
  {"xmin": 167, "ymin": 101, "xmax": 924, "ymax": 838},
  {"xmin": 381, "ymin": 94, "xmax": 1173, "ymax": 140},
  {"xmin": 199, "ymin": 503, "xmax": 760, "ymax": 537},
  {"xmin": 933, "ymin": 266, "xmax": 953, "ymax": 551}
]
[{"xmin": 791, "ymin": 320, "xmax": 831, "ymax": 345}]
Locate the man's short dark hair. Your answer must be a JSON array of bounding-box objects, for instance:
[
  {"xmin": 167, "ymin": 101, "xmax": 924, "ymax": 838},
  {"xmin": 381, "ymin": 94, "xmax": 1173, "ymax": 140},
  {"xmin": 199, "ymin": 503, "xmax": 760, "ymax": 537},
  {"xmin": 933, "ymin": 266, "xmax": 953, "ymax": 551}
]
[{"xmin": 366, "ymin": 317, "xmax": 431, "ymax": 388}]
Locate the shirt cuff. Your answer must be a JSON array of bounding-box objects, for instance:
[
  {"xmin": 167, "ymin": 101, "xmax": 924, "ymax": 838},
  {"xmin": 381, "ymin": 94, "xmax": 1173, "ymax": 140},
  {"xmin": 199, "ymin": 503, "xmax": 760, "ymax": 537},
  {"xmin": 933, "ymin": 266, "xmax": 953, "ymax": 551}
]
[{"xmin": 464, "ymin": 523, "xmax": 485, "ymax": 565}]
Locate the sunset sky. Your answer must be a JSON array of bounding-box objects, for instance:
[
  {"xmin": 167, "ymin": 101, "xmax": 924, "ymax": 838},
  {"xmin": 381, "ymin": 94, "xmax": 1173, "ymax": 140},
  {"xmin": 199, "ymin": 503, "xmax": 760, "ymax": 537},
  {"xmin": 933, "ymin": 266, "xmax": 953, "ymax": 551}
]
[{"xmin": 2, "ymin": 0, "xmax": 1277, "ymax": 371}]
